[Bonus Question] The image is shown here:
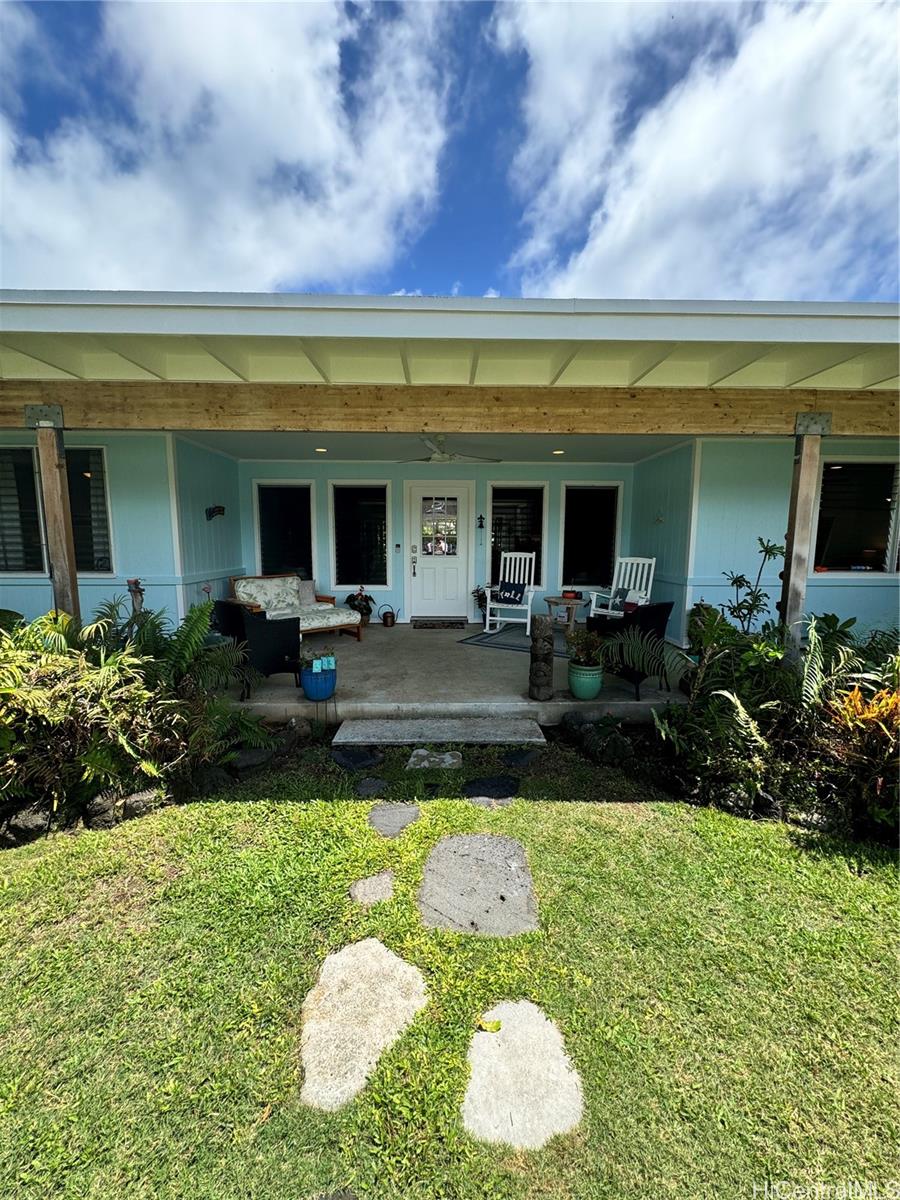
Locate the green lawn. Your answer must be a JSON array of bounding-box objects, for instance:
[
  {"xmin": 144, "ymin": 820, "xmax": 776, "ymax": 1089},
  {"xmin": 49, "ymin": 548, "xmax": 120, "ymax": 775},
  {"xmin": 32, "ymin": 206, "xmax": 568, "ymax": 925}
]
[{"xmin": 1, "ymin": 745, "xmax": 897, "ymax": 1199}]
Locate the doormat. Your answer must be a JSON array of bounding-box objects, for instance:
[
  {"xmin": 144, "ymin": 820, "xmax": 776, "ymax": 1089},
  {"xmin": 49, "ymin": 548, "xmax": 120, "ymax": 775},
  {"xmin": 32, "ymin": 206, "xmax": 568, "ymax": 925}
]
[
  {"xmin": 459, "ymin": 625, "xmax": 569, "ymax": 657},
  {"xmin": 411, "ymin": 618, "xmax": 468, "ymax": 630}
]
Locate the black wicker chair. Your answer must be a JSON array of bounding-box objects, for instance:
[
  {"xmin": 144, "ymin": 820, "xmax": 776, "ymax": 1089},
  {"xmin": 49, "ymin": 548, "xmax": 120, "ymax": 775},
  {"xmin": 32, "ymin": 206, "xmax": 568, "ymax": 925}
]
[
  {"xmin": 212, "ymin": 600, "xmax": 299, "ymax": 684},
  {"xmin": 586, "ymin": 600, "xmax": 675, "ymax": 700}
]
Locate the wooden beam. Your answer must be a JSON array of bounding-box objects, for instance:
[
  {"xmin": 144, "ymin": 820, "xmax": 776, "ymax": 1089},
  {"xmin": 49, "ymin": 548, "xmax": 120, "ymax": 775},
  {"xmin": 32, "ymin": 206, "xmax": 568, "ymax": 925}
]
[
  {"xmin": 779, "ymin": 433, "xmax": 822, "ymax": 648},
  {"xmin": 34, "ymin": 424, "xmax": 81, "ymax": 622},
  {"xmin": 1, "ymin": 379, "xmax": 895, "ymax": 436}
]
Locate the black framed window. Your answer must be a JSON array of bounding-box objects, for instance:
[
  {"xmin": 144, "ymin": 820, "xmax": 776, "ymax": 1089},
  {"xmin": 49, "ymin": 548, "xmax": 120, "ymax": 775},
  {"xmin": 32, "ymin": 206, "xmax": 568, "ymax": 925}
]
[
  {"xmin": 814, "ymin": 462, "xmax": 899, "ymax": 573},
  {"xmin": 0, "ymin": 448, "xmax": 43, "ymax": 572},
  {"xmin": 490, "ymin": 486, "xmax": 544, "ymax": 583},
  {"xmin": 562, "ymin": 486, "xmax": 618, "ymax": 586},
  {"xmin": 258, "ymin": 485, "xmax": 313, "ymax": 578},
  {"xmin": 333, "ymin": 485, "xmax": 388, "ymax": 586},
  {"xmin": 66, "ymin": 448, "xmax": 112, "ymax": 572}
]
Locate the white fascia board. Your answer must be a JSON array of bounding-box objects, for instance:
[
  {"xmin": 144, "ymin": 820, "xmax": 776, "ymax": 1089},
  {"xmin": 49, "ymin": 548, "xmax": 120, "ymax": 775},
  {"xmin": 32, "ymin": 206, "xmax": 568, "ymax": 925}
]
[{"xmin": 0, "ymin": 290, "xmax": 897, "ymax": 347}]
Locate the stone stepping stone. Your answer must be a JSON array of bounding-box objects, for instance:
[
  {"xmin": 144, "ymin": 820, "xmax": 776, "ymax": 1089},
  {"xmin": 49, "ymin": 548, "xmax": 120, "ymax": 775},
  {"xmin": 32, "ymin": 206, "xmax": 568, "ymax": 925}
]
[
  {"xmin": 418, "ymin": 834, "xmax": 538, "ymax": 936},
  {"xmin": 355, "ymin": 776, "xmax": 388, "ymax": 799},
  {"xmin": 503, "ymin": 746, "xmax": 542, "ymax": 771},
  {"xmin": 300, "ymin": 938, "xmax": 428, "ymax": 1112},
  {"xmin": 368, "ymin": 802, "xmax": 420, "ymax": 838},
  {"xmin": 349, "ymin": 870, "xmax": 394, "ymax": 907},
  {"xmin": 462, "ymin": 1000, "xmax": 583, "ymax": 1150},
  {"xmin": 462, "ymin": 775, "xmax": 520, "ymax": 807},
  {"xmin": 331, "ymin": 746, "xmax": 384, "ymax": 771},
  {"xmin": 406, "ymin": 749, "xmax": 463, "ymax": 771}
]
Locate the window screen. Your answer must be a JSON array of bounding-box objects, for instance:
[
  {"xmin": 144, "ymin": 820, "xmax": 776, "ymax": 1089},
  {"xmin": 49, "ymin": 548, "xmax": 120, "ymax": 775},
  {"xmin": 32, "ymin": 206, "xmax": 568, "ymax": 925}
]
[
  {"xmin": 333, "ymin": 485, "xmax": 388, "ymax": 586},
  {"xmin": 490, "ymin": 486, "xmax": 543, "ymax": 583},
  {"xmin": 66, "ymin": 449, "xmax": 112, "ymax": 572},
  {"xmin": 258, "ymin": 485, "xmax": 313, "ymax": 578},
  {"xmin": 0, "ymin": 448, "xmax": 43, "ymax": 572},
  {"xmin": 814, "ymin": 462, "xmax": 898, "ymax": 573},
  {"xmin": 562, "ymin": 486, "xmax": 618, "ymax": 586}
]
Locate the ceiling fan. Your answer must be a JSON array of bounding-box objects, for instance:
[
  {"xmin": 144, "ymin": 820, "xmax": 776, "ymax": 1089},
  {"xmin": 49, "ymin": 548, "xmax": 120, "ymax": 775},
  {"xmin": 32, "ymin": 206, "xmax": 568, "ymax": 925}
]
[{"xmin": 399, "ymin": 435, "xmax": 502, "ymax": 464}]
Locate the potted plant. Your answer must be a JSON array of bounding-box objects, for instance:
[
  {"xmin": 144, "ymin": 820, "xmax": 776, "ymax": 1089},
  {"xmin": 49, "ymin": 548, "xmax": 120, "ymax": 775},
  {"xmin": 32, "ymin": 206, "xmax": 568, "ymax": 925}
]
[
  {"xmin": 345, "ymin": 585, "xmax": 376, "ymax": 626},
  {"xmin": 471, "ymin": 584, "xmax": 487, "ymax": 621},
  {"xmin": 566, "ymin": 629, "xmax": 606, "ymax": 701},
  {"xmin": 299, "ymin": 644, "xmax": 337, "ymax": 701}
]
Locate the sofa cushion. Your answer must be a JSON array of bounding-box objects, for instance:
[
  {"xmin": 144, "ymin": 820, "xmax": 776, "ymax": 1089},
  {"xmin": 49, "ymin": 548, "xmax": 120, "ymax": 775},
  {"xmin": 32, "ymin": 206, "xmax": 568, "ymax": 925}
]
[
  {"xmin": 234, "ymin": 575, "xmax": 302, "ymax": 613},
  {"xmin": 298, "ymin": 606, "xmax": 361, "ymax": 631}
]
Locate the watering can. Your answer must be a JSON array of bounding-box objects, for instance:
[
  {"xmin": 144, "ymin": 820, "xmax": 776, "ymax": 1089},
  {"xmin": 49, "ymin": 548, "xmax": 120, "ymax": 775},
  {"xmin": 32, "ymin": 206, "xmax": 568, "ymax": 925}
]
[{"xmin": 378, "ymin": 604, "xmax": 397, "ymax": 628}]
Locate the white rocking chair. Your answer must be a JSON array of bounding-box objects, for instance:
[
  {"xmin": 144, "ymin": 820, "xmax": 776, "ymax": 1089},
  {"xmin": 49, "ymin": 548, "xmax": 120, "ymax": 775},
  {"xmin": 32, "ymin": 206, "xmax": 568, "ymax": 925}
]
[
  {"xmin": 589, "ymin": 556, "xmax": 656, "ymax": 618},
  {"xmin": 485, "ymin": 551, "xmax": 537, "ymax": 636}
]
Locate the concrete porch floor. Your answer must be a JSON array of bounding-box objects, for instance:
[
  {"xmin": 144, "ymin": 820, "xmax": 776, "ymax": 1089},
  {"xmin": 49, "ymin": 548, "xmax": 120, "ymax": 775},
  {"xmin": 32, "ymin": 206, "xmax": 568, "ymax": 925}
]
[{"xmin": 238, "ymin": 623, "xmax": 683, "ymax": 724}]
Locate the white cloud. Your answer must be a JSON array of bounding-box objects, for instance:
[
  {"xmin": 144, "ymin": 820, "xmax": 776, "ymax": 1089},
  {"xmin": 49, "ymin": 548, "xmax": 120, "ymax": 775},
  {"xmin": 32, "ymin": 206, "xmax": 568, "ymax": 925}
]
[
  {"xmin": 497, "ymin": 1, "xmax": 899, "ymax": 300},
  {"xmin": 482, "ymin": 287, "xmax": 500, "ymax": 298},
  {"xmin": 0, "ymin": 2, "xmax": 451, "ymax": 290}
]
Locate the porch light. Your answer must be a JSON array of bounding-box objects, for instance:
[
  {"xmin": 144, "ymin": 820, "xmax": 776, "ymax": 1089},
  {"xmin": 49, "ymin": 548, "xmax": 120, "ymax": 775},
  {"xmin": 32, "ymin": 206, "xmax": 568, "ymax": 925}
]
[
  {"xmin": 315, "ymin": 447, "xmax": 328, "ymax": 453},
  {"xmin": 552, "ymin": 449, "xmax": 565, "ymax": 455}
]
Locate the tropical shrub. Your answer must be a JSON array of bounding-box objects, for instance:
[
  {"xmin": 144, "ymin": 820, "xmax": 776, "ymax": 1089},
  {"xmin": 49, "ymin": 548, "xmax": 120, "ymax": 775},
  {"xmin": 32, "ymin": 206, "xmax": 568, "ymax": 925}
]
[
  {"xmin": 654, "ymin": 613, "xmax": 899, "ymax": 842},
  {"xmin": 0, "ymin": 599, "xmax": 268, "ymax": 828}
]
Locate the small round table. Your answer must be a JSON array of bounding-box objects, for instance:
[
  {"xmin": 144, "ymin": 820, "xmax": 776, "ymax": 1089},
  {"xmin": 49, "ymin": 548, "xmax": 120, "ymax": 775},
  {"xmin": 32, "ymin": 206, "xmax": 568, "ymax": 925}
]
[{"xmin": 544, "ymin": 595, "xmax": 585, "ymax": 634}]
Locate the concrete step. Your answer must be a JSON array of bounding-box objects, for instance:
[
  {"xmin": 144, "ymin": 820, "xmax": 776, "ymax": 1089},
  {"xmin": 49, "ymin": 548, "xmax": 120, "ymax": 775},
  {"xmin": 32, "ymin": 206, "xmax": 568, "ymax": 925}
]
[{"xmin": 331, "ymin": 717, "xmax": 546, "ymax": 746}]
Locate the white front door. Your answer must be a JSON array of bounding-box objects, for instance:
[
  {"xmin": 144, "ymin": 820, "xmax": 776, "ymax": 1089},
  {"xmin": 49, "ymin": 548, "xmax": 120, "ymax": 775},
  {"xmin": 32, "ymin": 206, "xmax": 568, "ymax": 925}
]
[{"xmin": 408, "ymin": 484, "xmax": 470, "ymax": 617}]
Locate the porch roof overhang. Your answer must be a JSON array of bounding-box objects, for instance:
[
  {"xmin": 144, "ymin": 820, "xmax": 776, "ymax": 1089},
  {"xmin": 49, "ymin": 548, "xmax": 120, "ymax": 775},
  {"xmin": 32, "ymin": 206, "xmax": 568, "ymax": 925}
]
[{"xmin": 0, "ymin": 291, "xmax": 897, "ymax": 436}]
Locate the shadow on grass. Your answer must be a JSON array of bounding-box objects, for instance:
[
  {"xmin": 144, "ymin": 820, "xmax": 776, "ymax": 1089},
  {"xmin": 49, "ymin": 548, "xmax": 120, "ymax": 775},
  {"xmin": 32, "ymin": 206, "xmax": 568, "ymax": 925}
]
[{"xmin": 786, "ymin": 824, "xmax": 897, "ymax": 875}]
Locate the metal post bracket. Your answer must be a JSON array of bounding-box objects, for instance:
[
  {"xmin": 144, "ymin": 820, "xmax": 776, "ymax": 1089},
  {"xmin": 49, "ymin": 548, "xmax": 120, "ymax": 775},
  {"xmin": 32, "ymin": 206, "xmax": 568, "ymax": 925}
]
[
  {"xmin": 794, "ymin": 411, "xmax": 832, "ymax": 435},
  {"xmin": 24, "ymin": 403, "xmax": 64, "ymax": 429}
]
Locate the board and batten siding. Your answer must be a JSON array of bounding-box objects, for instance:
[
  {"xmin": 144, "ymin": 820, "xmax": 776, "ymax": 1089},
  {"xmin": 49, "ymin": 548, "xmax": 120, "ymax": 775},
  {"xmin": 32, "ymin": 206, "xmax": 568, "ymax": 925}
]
[
  {"xmin": 631, "ymin": 442, "xmax": 695, "ymax": 645},
  {"xmin": 172, "ymin": 437, "xmax": 244, "ymax": 608},
  {"xmin": 688, "ymin": 437, "xmax": 900, "ymax": 634}
]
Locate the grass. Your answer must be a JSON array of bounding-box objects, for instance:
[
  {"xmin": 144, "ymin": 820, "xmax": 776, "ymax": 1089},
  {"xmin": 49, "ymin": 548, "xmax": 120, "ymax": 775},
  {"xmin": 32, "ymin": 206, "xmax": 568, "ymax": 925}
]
[{"xmin": 0, "ymin": 743, "xmax": 897, "ymax": 1199}]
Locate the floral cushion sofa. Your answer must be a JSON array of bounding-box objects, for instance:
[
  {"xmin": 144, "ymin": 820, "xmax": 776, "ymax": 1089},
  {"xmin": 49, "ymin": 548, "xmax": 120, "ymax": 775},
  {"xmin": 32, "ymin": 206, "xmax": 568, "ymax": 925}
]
[{"xmin": 228, "ymin": 574, "xmax": 362, "ymax": 638}]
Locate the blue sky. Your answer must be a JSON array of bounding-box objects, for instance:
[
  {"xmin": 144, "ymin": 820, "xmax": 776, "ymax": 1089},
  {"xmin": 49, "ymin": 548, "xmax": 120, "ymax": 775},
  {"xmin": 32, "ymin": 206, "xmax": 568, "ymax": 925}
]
[{"xmin": 1, "ymin": 1, "xmax": 897, "ymax": 300}]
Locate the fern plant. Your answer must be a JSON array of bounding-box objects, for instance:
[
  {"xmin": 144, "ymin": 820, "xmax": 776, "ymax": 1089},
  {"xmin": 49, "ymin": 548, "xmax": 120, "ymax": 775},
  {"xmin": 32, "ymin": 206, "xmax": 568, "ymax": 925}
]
[{"xmin": 0, "ymin": 598, "xmax": 268, "ymax": 826}]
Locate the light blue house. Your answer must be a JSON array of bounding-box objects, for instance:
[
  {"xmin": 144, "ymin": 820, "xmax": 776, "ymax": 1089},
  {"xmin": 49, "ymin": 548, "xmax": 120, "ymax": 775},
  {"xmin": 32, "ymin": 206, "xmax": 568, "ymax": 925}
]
[{"xmin": 1, "ymin": 292, "xmax": 897, "ymax": 645}]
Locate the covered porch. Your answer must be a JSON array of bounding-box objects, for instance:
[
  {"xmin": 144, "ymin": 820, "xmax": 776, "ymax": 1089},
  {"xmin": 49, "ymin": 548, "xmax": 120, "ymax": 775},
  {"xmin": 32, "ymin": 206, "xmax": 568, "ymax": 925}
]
[
  {"xmin": 1, "ymin": 291, "xmax": 897, "ymax": 679},
  {"xmin": 235, "ymin": 621, "xmax": 676, "ymax": 723}
]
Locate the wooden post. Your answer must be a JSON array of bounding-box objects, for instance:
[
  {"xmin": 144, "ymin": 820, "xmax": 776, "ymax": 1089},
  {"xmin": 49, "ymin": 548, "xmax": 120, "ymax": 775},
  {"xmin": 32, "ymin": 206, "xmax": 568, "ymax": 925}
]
[
  {"xmin": 779, "ymin": 432, "xmax": 822, "ymax": 649},
  {"xmin": 34, "ymin": 424, "xmax": 81, "ymax": 622}
]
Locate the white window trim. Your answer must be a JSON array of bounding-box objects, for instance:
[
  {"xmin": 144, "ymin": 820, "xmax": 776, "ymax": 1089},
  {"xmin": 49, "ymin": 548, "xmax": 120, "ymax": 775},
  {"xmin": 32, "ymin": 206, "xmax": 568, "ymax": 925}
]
[
  {"xmin": 557, "ymin": 480, "xmax": 624, "ymax": 591},
  {"xmin": 486, "ymin": 480, "xmax": 549, "ymax": 589},
  {"xmin": 811, "ymin": 455, "xmax": 900, "ymax": 579},
  {"xmin": 328, "ymin": 479, "xmax": 393, "ymax": 593},
  {"xmin": 252, "ymin": 479, "xmax": 318, "ymax": 581}
]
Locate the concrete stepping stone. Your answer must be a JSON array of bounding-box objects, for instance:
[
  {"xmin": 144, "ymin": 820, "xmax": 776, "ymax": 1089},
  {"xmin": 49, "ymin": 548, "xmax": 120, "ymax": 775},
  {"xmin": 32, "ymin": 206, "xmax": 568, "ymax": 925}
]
[
  {"xmin": 462, "ymin": 1000, "xmax": 583, "ymax": 1149},
  {"xmin": 333, "ymin": 718, "xmax": 545, "ymax": 745},
  {"xmin": 331, "ymin": 745, "xmax": 384, "ymax": 771},
  {"xmin": 418, "ymin": 834, "xmax": 538, "ymax": 936},
  {"xmin": 368, "ymin": 802, "xmax": 420, "ymax": 838},
  {"xmin": 462, "ymin": 775, "xmax": 520, "ymax": 806},
  {"xmin": 300, "ymin": 938, "xmax": 428, "ymax": 1112},
  {"xmin": 406, "ymin": 749, "xmax": 463, "ymax": 770},
  {"xmin": 349, "ymin": 870, "xmax": 394, "ymax": 907},
  {"xmin": 355, "ymin": 776, "xmax": 388, "ymax": 798}
]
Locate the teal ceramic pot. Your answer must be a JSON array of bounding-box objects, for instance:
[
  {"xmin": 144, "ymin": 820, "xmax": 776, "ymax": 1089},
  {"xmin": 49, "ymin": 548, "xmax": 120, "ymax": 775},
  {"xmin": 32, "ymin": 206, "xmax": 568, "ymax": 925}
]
[{"xmin": 568, "ymin": 662, "xmax": 603, "ymax": 701}]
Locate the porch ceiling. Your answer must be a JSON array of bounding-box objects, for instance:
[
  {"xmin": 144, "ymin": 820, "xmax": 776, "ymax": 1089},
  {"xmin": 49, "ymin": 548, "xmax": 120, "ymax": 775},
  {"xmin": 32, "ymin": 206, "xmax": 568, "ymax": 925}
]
[
  {"xmin": 178, "ymin": 430, "xmax": 690, "ymax": 463},
  {"xmin": 1, "ymin": 292, "xmax": 898, "ymax": 391}
]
